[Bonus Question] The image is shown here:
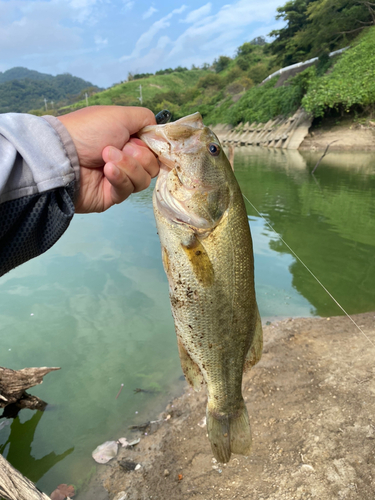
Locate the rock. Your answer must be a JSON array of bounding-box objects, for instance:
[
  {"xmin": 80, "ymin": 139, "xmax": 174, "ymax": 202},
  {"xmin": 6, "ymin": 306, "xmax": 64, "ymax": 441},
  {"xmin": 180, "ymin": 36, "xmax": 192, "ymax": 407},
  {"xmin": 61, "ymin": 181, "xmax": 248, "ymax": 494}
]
[
  {"xmin": 301, "ymin": 464, "xmax": 315, "ymax": 473},
  {"xmin": 113, "ymin": 492, "xmax": 127, "ymax": 500}
]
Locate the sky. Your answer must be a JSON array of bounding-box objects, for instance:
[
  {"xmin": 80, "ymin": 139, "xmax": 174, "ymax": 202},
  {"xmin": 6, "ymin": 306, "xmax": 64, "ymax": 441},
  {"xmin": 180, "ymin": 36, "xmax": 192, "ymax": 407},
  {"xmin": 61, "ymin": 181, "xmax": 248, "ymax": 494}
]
[{"xmin": 0, "ymin": 0, "xmax": 284, "ymax": 88}]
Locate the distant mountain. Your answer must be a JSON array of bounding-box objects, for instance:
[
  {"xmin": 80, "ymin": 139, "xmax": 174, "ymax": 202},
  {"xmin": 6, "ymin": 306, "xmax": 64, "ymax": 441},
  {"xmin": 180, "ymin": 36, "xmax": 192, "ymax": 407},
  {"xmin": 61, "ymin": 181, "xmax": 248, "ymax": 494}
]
[
  {"xmin": 0, "ymin": 67, "xmax": 54, "ymax": 84},
  {"xmin": 0, "ymin": 67, "xmax": 102, "ymax": 113}
]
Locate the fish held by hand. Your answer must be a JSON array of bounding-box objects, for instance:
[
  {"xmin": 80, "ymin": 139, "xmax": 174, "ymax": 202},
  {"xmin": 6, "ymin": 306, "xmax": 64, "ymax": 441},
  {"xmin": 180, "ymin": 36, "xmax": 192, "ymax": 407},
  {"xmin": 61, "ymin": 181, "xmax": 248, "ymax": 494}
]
[{"xmin": 138, "ymin": 113, "xmax": 263, "ymax": 463}]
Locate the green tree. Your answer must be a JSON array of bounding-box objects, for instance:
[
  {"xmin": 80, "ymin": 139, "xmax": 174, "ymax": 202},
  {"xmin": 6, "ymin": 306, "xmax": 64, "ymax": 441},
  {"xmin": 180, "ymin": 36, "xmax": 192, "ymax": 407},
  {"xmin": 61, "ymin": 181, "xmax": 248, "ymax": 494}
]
[
  {"xmin": 250, "ymin": 36, "xmax": 267, "ymax": 45},
  {"xmin": 268, "ymin": 0, "xmax": 317, "ymax": 66},
  {"xmin": 213, "ymin": 56, "xmax": 232, "ymax": 73},
  {"xmin": 235, "ymin": 41, "xmax": 263, "ymax": 70},
  {"xmin": 268, "ymin": 0, "xmax": 374, "ymax": 66},
  {"xmin": 295, "ymin": 0, "xmax": 375, "ymax": 56}
]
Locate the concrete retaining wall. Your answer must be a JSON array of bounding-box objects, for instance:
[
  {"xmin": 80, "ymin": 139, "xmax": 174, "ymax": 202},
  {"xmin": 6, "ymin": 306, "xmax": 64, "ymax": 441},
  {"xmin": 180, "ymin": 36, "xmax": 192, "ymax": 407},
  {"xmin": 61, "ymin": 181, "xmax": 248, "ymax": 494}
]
[{"xmin": 211, "ymin": 108, "xmax": 313, "ymax": 150}]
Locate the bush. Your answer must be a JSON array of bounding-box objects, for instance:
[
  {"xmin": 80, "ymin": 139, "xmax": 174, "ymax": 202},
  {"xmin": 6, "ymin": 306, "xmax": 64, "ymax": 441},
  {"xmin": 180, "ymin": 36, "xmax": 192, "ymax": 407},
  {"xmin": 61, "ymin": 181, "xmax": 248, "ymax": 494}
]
[
  {"xmin": 224, "ymin": 66, "xmax": 244, "ymax": 85},
  {"xmin": 302, "ymin": 27, "xmax": 375, "ymax": 117},
  {"xmin": 247, "ymin": 63, "xmax": 269, "ymax": 84},
  {"xmin": 226, "ymin": 82, "xmax": 245, "ymax": 95},
  {"xmin": 238, "ymin": 76, "xmax": 254, "ymax": 90},
  {"xmin": 228, "ymin": 67, "xmax": 313, "ymax": 125},
  {"xmin": 197, "ymin": 73, "xmax": 224, "ymax": 89}
]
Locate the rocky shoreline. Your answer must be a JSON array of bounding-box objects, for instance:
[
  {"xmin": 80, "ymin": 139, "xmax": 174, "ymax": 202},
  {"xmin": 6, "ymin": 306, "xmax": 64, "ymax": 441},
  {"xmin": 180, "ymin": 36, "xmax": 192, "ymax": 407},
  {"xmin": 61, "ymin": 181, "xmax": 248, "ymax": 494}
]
[{"xmin": 78, "ymin": 312, "xmax": 375, "ymax": 500}]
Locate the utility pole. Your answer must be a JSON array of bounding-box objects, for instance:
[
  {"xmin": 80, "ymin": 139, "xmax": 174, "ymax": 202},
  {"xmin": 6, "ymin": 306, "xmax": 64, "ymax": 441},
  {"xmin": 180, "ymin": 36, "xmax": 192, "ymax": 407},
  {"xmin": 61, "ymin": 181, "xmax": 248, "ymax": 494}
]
[
  {"xmin": 44, "ymin": 98, "xmax": 48, "ymax": 111},
  {"xmin": 85, "ymin": 92, "xmax": 89, "ymax": 106},
  {"xmin": 51, "ymin": 101, "xmax": 54, "ymax": 109},
  {"xmin": 138, "ymin": 85, "xmax": 142, "ymax": 105}
]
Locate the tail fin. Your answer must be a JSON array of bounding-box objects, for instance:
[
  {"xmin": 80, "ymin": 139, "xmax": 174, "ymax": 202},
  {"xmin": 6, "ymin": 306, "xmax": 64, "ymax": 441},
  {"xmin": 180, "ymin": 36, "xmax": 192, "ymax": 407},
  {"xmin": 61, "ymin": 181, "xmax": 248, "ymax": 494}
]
[{"xmin": 206, "ymin": 399, "xmax": 252, "ymax": 463}]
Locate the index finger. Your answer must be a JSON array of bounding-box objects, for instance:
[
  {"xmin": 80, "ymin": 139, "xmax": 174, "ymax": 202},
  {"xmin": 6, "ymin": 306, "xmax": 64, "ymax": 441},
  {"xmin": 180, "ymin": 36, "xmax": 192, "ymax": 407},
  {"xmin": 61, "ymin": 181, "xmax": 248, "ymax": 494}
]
[{"xmin": 111, "ymin": 106, "xmax": 157, "ymax": 137}]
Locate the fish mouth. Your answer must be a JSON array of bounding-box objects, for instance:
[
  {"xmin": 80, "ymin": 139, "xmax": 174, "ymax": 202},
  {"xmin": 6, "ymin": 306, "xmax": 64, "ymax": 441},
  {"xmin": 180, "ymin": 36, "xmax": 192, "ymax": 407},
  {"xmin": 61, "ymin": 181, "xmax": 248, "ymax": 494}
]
[
  {"xmin": 139, "ymin": 113, "xmax": 217, "ymax": 231},
  {"xmin": 154, "ymin": 166, "xmax": 215, "ymax": 231},
  {"xmin": 138, "ymin": 112, "xmax": 205, "ymax": 163}
]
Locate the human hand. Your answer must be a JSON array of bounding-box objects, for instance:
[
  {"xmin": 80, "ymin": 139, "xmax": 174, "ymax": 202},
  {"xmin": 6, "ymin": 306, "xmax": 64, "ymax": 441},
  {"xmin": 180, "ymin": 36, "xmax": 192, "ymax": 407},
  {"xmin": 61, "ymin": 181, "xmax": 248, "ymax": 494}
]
[{"xmin": 57, "ymin": 105, "xmax": 159, "ymax": 213}]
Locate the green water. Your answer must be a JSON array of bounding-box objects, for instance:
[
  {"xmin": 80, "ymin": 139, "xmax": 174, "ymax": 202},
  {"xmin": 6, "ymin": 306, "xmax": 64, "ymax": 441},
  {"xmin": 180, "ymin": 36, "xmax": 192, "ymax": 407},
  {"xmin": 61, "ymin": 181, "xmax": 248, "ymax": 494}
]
[{"xmin": 0, "ymin": 148, "xmax": 374, "ymax": 495}]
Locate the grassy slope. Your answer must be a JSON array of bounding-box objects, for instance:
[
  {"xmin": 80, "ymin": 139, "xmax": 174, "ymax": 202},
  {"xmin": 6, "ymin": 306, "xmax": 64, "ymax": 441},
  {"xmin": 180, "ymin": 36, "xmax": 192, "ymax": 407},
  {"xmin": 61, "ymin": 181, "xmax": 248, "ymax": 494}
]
[
  {"xmin": 302, "ymin": 27, "xmax": 375, "ymax": 117},
  {"xmin": 56, "ymin": 28, "xmax": 374, "ymax": 125},
  {"xmin": 62, "ymin": 70, "xmax": 210, "ymax": 112}
]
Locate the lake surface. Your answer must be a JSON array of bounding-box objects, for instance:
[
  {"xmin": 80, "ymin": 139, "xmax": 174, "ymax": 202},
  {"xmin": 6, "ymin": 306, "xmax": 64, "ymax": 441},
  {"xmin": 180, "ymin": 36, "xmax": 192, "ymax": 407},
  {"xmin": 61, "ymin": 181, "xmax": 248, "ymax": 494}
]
[{"xmin": 1, "ymin": 147, "xmax": 375, "ymax": 495}]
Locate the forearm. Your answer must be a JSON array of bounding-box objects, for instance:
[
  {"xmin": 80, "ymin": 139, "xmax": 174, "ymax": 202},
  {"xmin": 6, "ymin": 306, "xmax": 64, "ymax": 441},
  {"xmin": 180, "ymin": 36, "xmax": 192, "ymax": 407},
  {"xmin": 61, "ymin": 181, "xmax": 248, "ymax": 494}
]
[{"xmin": 0, "ymin": 113, "xmax": 80, "ymax": 276}]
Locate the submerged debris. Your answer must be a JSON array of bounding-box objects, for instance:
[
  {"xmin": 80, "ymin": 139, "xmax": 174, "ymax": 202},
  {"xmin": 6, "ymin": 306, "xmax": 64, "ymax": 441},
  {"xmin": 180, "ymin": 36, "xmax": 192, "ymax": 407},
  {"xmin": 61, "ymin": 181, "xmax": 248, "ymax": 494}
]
[
  {"xmin": 128, "ymin": 421, "xmax": 150, "ymax": 432},
  {"xmin": 50, "ymin": 484, "xmax": 75, "ymax": 500},
  {"xmin": 92, "ymin": 441, "xmax": 118, "ymax": 464},
  {"xmin": 127, "ymin": 438, "xmax": 141, "ymax": 447},
  {"xmin": 133, "ymin": 387, "xmax": 159, "ymax": 394},
  {"xmin": 117, "ymin": 438, "xmax": 129, "ymax": 447},
  {"xmin": 119, "ymin": 460, "xmax": 137, "ymax": 472}
]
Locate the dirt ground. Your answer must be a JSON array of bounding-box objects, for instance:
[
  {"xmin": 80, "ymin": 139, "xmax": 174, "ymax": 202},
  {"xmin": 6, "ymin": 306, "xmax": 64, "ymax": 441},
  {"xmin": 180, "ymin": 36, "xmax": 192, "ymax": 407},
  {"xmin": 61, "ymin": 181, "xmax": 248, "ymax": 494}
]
[
  {"xmin": 300, "ymin": 119, "xmax": 375, "ymax": 151},
  {"xmin": 78, "ymin": 312, "xmax": 375, "ymax": 500}
]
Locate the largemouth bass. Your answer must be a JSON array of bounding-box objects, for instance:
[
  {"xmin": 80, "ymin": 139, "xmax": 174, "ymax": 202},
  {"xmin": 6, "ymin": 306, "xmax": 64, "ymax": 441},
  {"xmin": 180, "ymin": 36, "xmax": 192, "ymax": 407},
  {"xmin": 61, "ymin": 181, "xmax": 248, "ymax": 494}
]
[{"xmin": 139, "ymin": 113, "xmax": 263, "ymax": 463}]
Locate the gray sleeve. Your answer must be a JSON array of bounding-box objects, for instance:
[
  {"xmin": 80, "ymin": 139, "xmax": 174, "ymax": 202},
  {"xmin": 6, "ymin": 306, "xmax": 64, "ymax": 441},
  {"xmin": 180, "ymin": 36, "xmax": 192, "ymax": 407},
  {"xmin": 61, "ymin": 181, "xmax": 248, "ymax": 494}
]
[{"xmin": 0, "ymin": 113, "xmax": 80, "ymax": 276}]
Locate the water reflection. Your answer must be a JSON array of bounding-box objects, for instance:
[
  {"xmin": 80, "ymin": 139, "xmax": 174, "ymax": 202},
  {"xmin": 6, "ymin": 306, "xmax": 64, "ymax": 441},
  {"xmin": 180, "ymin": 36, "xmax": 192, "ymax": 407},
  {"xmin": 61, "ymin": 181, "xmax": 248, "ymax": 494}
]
[
  {"xmin": 236, "ymin": 147, "xmax": 375, "ymax": 317},
  {"xmin": 0, "ymin": 411, "xmax": 73, "ymax": 483}
]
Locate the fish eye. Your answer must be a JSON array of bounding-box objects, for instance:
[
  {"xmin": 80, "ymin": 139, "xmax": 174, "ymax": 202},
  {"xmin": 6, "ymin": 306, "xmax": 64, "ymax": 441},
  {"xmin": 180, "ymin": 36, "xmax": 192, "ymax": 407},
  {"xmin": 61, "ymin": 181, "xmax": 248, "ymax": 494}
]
[{"xmin": 208, "ymin": 143, "xmax": 220, "ymax": 156}]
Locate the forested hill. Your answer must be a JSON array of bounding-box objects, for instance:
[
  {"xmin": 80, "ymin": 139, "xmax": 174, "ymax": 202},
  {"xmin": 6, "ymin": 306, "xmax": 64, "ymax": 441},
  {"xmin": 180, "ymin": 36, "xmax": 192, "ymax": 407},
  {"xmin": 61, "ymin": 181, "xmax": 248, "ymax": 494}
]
[
  {"xmin": 0, "ymin": 67, "xmax": 102, "ymax": 114},
  {"xmin": 0, "ymin": 67, "xmax": 53, "ymax": 84}
]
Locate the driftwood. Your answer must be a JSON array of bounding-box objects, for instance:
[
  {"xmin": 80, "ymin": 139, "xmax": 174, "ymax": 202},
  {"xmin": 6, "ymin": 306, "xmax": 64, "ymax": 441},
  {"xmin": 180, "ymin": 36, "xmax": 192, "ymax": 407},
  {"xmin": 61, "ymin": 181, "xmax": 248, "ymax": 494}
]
[
  {"xmin": 0, "ymin": 367, "xmax": 61, "ymax": 499},
  {"xmin": 0, "ymin": 454, "xmax": 51, "ymax": 500},
  {"xmin": 0, "ymin": 366, "xmax": 60, "ymax": 412},
  {"xmin": 311, "ymin": 140, "xmax": 338, "ymax": 174}
]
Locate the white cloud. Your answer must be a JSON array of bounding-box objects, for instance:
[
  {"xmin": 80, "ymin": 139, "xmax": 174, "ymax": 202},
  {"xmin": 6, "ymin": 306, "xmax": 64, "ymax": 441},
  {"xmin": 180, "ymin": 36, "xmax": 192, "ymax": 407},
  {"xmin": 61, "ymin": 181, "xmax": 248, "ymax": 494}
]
[
  {"xmin": 69, "ymin": 0, "xmax": 98, "ymax": 23},
  {"xmin": 69, "ymin": 0, "xmax": 96, "ymax": 8},
  {"xmin": 181, "ymin": 3, "xmax": 212, "ymax": 24},
  {"xmin": 94, "ymin": 35, "xmax": 108, "ymax": 49},
  {"xmin": 143, "ymin": 6, "xmax": 158, "ymax": 20},
  {"xmin": 123, "ymin": 1, "xmax": 134, "ymax": 11},
  {"xmin": 173, "ymin": 5, "xmax": 188, "ymax": 14},
  {"xmin": 120, "ymin": 5, "xmax": 187, "ymax": 61},
  {"xmin": 156, "ymin": 36, "xmax": 171, "ymax": 50},
  {"xmin": 168, "ymin": 0, "xmax": 280, "ymax": 58},
  {"xmin": 0, "ymin": 1, "xmax": 83, "ymax": 59}
]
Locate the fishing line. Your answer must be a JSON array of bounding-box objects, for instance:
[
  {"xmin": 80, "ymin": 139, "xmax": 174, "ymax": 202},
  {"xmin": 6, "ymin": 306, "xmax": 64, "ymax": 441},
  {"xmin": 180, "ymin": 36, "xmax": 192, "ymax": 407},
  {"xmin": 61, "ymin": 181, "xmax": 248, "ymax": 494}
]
[{"xmin": 241, "ymin": 192, "xmax": 375, "ymax": 350}]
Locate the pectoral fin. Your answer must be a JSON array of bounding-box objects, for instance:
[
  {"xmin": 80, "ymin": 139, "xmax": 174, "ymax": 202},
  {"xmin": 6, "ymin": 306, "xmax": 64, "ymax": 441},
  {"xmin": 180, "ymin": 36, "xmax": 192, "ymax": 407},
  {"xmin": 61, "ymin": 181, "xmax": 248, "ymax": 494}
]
[
  {"xmin": 177, "ymin": 336, "xmax": 204, "ymax": 392},
  {"xmin": 181, "ymin": 236, "xmax": 214, "ymax": 286},
  {"xmin": 244, "ymin": 306, "xmax": 263, "ymax": 372}
]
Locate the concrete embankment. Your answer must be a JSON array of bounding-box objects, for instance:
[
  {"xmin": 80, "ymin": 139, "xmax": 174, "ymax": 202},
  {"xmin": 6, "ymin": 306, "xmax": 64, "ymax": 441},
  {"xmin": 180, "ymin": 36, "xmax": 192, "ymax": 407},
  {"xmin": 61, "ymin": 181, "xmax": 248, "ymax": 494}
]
[
  {"xmin": 212, "ymin": 112, "xmax": 375, "ymax": 151},
  {"xmin": 212, "ymin": 109, "xmax": 313, "ymax": 150}
]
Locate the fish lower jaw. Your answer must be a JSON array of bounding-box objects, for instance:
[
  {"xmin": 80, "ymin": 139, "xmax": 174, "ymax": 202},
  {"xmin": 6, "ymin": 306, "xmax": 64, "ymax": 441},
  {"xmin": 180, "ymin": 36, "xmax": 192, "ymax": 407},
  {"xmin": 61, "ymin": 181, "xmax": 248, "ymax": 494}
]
[{"xmin": 154, "ymin": 186, "xmax": 215, "ymax": 232}]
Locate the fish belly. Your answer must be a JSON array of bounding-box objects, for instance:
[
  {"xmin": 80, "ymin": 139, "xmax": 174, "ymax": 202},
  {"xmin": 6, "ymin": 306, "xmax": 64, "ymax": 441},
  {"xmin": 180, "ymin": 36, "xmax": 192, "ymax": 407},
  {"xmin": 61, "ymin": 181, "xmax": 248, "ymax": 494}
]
[{"xmin": 154, "ymin": 192, "xmax": 263, "ymax": 462}]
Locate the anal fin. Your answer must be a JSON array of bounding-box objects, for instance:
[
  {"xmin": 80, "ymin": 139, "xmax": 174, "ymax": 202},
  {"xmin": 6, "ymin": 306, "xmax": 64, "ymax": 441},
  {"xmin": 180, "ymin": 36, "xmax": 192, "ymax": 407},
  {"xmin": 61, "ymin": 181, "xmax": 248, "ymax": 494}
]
[
  {"xmin": 177, "ymin": 336, "xmax": 204, "ymax": 392},
  {"xmin": 244, "ymin": 305, "xmax": 263, "ymax": 372}
]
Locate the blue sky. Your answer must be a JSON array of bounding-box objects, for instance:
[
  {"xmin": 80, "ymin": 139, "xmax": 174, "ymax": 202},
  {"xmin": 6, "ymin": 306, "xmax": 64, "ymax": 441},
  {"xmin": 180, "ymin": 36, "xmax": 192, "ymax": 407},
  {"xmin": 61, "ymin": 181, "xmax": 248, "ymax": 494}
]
[{"xmin": 0, "ymin": 0, "xmax": 284, "ymax": 88}]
